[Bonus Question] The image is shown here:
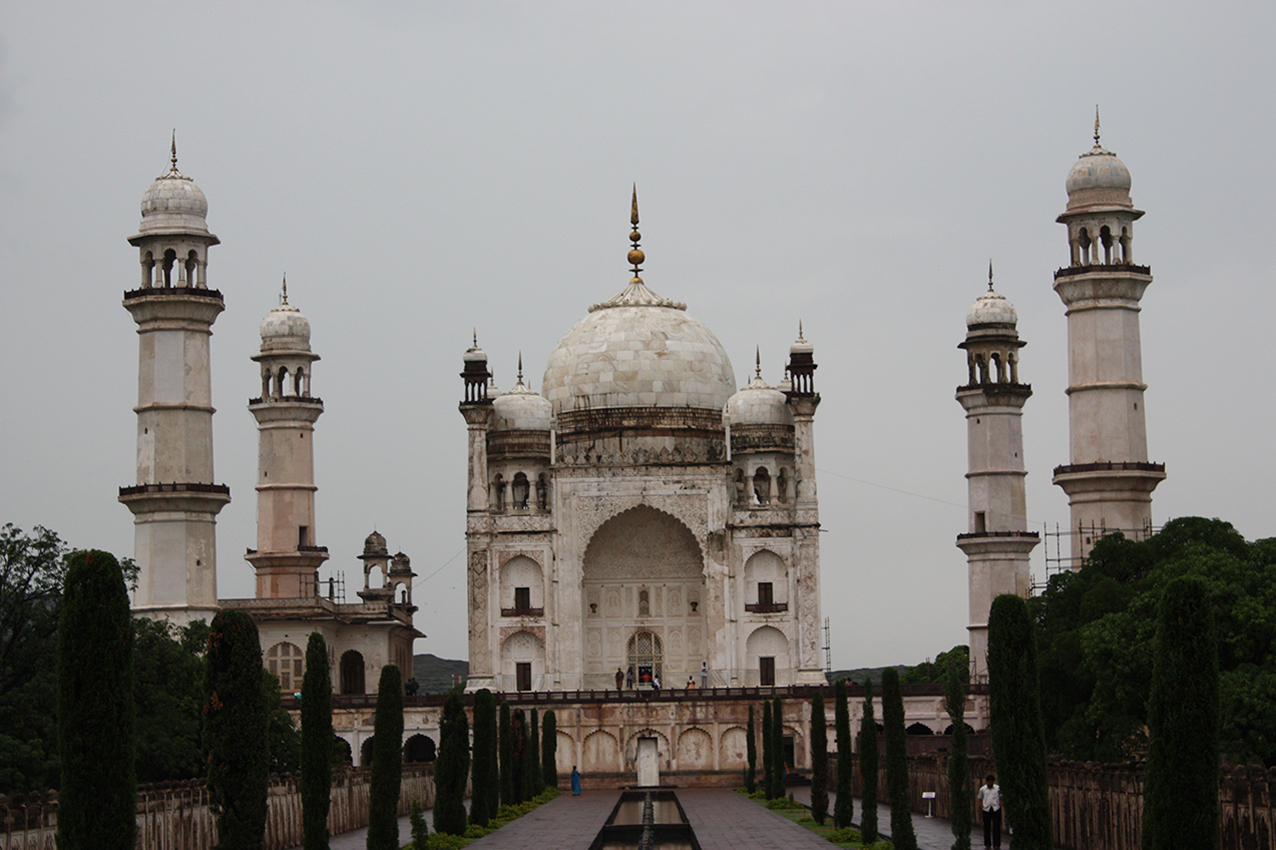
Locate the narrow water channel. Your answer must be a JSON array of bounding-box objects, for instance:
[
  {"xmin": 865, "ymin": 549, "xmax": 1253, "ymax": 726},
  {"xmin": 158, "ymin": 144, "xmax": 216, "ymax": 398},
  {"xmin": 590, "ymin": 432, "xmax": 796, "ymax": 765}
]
[{"xmin": 589, "ymin": 790, "xmax": 700, "ymax": 850}]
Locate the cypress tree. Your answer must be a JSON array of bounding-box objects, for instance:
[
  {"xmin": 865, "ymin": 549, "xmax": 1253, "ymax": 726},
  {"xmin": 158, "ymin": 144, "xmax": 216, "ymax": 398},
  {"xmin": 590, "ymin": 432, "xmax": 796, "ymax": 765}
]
[
  {"xmin": 57, "ymin": 550, "xmax": 135, "ymax": 850},
  {"xmin": 498, "ymin": 701, "xmax": 514, "ymax": 807},
  {"xmin": 204, "ymin": 609, "xmax": 269, "ymax": 850},
  {"xmin": 433, "ymin": 692, "xmax": 469, "ymax": 836},
  {"xmin": 744, "ymin": 705, "xmax": 757, "ymax": 793},
  {"xmin": 860, "ymin": 676, "xmax": 879, "ymax": 843},
  {"xmin": 882, "ymin": 667, "xmax": 918, "ymax": 850},
  {"xmin": 529, "ymin": 708, "xmax": 542, "ymax": 796},
  {"xmin": 833, "ymin": 678, "xmax": 854, "ymax": 828},
  {"xmin": 541, "ymin": 709, "xmax": 558, "ymax": 789},
  {"xmin": 987, "ymin": 593, "xmax": 1051, "ymax": 850},
  {"xmin": 944, "ymin": 666, "xmax": 972, "ymax": 850},
  {"xmin": 762, "ymin": 699, "xmax": 774, "ymax": 799},
  {"xmin": 470, "ymin": 689, "xmax": 496, "ymax": 826},
  {"xmin": 1141, "ymin": 576, "xmax": 1220, "ymax": 850},
  {"xmin": 771, "ymin": 696, "xmax": 785, "ymax": 799},
  {"xmin": 511, "ymin": 708, "xmax": 529, "ymax": 803},
  {"xmin": 810, "ymin": 691, "xmax": 829, "ymax": 825},
  {"xmin": 301, "ymin": 633, "xmax": 332, "ymax": 850},
  {"xmin": 367, "ymin": 665, "xmax": 404, "ymax": 850}
]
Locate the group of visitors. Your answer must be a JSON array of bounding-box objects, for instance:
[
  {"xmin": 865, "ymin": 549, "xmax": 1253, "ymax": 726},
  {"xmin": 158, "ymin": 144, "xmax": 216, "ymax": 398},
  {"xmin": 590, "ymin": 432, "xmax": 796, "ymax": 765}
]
[{"xmin": 612, "ymin": 662, "xmax": 710, "ymax": 694}]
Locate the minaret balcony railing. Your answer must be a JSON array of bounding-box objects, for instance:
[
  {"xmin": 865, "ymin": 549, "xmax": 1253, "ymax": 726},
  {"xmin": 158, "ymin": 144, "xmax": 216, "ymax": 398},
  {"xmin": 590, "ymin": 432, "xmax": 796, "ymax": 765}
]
[
  {"xmin": 1054, "ymin": 263, "xmax": 1150, "ymax": 280},
  {"xmin": 119, "ymin": 482, "xmax": 231, "ymax": 497},
  {"xmin": 248, "ymin": 395, "xmax": 324, "ymax": 405},
  {"xmin": 123, "ymin": 286, "xmax": 225, "ymax": 302},
  {"xmin": 1053, "ymin": 461, "xmax": 1165, "ymax": 476},
  {"xmin": 500, "ymin": 606, "xmax": 545, "ymax": 618},
  {"xmin": 956, "ymin": 530, "xmax": 1041, "ymax": 541},
  {"xmin": 744, "ymin": 602, "xmax": 789, "ymax": 613}
]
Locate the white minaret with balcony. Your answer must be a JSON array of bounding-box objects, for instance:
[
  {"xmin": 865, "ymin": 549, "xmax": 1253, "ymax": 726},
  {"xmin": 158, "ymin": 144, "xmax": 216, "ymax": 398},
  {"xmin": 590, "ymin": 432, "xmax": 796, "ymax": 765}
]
[
  {"xmin": 245, "ymin": 282, "xmax": 328, "ymax": 597},
  {"xmin": 119, "ymin": 142, "xmax": 229, "ymax": 626},
  {"xmin": 1052, "ymin": 117, "xmax": 1165, "ymax": 565},
  {"xmin": 956, "ymin": 271, "xmax": 1039, "ymax": 682}
]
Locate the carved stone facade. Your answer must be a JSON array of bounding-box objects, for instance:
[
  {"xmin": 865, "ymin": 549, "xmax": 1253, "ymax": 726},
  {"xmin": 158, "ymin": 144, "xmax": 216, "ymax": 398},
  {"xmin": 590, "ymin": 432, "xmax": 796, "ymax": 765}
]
[{"xmin": 460, "ymin": 199, "xmax": 825, "ymax": 693}]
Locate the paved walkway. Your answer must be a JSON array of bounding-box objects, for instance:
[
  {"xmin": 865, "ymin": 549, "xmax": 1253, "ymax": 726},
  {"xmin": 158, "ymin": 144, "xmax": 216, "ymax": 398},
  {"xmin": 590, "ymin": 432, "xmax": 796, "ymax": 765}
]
[{"xmin": 305, "ymin": 787, "xmax": 1006, "ymax": 849}]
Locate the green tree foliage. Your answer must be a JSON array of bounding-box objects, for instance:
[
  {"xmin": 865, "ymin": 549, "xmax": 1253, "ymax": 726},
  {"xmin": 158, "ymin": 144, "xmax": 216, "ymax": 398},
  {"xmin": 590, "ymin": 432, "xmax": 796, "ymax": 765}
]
[
  {"xmin": 833, "ymin": 678, "xmax": 853, "ymax": 828},
  {"xmin": 761, "ymin": 699, "xmax": 773, "ymax": 799},
  {"xmin": 434, "ymin": 691, "xmax": 470, "ymax": 836},
  {"xmin": 470, "ymin": 689, "xmax": 497, "ymax": 826},
  {"xmin": 1141, "ymin": 576, "xmax": 1220, "ymax": 850},
  {"xmin": 1033, "ymin": 517, "xmax": 1276, "ymax": 765},
  {"xmin": 511, "ymin": 707, "xmax": 529, "ymax": 804},
  {"xmin": 301, "ymin": 633, "xmax": 332, "ymax": 850},
  {"xmin": 57, "ymin": 550, "xmax": 135, "ymax": 850},
  {"xmin": 859, "ymin": 676, "xmax": 879, "ymax": 843},
  {"xmin": 529, "ymin": 708, "xmax": 543, "ymax": 797},
  {"xmin": 367, "ymin": 665, "xmax": 404, "ymax": 850},
  {"xmin": 265, "ymin": 672, "xmax": 301, "ymax": 774},
  {"xmin": 541, "ymin": 708, "xmax": 558, "ymax": 790},
  {"xmin": 744, "ymin": 705, "xmax": 757, "ymax": 794},
  {"xmin": 902, "ymin": 645, "xmax": 970, "ymax": 686},
  {"xmin": 498, "ymin": 701, "xmax": 514, "ymax": 806},
  {"xmin": 944, "ymin": 667, "xmax": 972, "ymax": 850},
  {"xmin": 132, "ymin": 617, "xmax": 206, "ymax": 783},
  {"xmin": 810, "ymin": 691, "xmax": 829, "ymax": 825},
  {"xmin": 0, "ymin": 525, "xmax": 67, "ymax": 792},
  {"xmin": 988, "ymin": 593, "xmax": 1051, "ymax": 850},
  {"xmin": 882, "ymin": 667, "xmax": 918, "ymax": 850},
  {"xmin": 204, "ymin": 609, "xmax": 269, "ymax": 850},
  {"xmin": 770, "ymin": 696, "xmax": 785, "ymax": 800}
]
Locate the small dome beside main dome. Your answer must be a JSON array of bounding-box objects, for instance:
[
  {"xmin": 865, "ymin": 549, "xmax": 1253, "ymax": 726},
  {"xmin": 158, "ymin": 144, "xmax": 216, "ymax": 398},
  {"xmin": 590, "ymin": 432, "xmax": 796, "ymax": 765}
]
[
  {"xmin": 966, "ymin": 288, "xmax": 1017, "ymax": 328},
  {"xmin": 725, "ymin": 375, "xmax": 793, "ymax": 427},
  {"xmin": 492, "ymin": 381, "xmax": 553, "ymax": 431},
  {"xmin": 1065, "ymin": 145, "xmax": 1133, "ymax": 209}
]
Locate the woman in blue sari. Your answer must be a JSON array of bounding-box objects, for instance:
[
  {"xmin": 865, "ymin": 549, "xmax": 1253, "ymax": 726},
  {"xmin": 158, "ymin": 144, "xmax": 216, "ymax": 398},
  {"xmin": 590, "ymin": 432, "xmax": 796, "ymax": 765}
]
[{"xmin": 571, "ymin": 765, "xmax": 582, "ymax": 795}]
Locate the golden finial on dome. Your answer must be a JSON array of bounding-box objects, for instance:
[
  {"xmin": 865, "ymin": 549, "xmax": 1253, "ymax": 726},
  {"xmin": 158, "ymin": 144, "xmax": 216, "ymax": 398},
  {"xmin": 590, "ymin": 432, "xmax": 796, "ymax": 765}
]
[
  {"xmin": 473, "ymin": 329, "xmax": 478, "ymax": 347},
  {"xmin": 281, "ymin": 273, "xmax": 288, "ymax": 304},
  {"xmin": 628, "ymin": 184, "xmax": 645, "ymax": 283},
  {"xmin": 755, "ymin": 346, "xmax": 762, "ymax": 379},
  {"xmin": 170, "ymin": 131, "xmax": 178, "ymax": 172},
  {"xmin": 517, "ymin": 352, "xmax": 524, "ymax": 384},
  {"xmin": 988, "ymin": 260, "xmax": 994, "ymax": 291},
  {"xmin": 1094, "ymin": 105, "xmax": 1101, "ymax": 147},
  {"xmin": 798, "ymin": 320, "xmax": 805, "ymax": 342}
]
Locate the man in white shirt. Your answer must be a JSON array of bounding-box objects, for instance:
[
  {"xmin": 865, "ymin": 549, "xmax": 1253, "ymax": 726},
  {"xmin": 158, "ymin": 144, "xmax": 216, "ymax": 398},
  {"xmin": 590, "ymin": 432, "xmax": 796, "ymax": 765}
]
[{"xmin": 977, "ymin": 773, "xmax": 1002, "ymax": 849}]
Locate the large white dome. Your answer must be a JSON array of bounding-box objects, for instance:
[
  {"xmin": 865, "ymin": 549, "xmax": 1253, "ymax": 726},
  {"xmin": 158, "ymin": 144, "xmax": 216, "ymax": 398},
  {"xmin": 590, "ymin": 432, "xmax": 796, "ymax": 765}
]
[
  {"xmin": 138, "ymin": 167, "xmax": 211, "ymax": 235},
  {"xmin": 541, "ymin": 280, "xmax": 736, "ymax": 414}
]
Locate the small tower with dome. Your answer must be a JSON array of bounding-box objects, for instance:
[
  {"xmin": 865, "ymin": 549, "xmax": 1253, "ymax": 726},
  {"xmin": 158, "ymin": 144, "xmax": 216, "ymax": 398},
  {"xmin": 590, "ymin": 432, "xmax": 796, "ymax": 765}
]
[
  {"xmin": 459, "ymin": 189, "xmax": 824, "ymax": 694},
  {"xmin": 119, "ymin": 140, "xmax": 230, "ymax": 627},
  {"xmin": 955, "ymin": 267, "xmax": 1039, "ymax": 682},
  {"xmin": 245, "ymin": 280, "xmax": 328, "ymax": 598},
  {"xmin": 1052, "ymin": 115, "xmax": 1165, "ymax": 564}
]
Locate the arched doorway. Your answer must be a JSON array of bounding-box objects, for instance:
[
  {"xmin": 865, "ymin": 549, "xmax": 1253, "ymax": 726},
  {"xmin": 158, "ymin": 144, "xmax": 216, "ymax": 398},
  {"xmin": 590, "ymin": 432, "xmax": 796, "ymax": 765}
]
[
  {"xmin": 403, "ymin": 734, "xmax": 436, "ymax": 763},
  {"xmin": 340, "ymin": 650, "xmax": 365, "ymax": 695},
  {"xmin": 627, "ymin": 630, "xmax": 663, "ymax": 687}
]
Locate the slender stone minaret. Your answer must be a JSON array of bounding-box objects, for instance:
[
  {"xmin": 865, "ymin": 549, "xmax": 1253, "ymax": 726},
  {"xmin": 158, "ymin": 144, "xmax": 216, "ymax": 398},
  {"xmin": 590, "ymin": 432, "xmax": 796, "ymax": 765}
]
[
  {"xmin": 1052, "ymin": 114, "xmax": 1165, "ymax": 566},
  {"xmin": 458, "ymin": 333, "xmax": 495, "ymax": 690},
  {"xmin": 956, "ymin": 268, "xmax": 1039, "ymax": 682},
  {"xmin": 245, "ymin": 279, "xmax": 328, "ymax": 597},
  {"xmin": 119, "ymin": 140, "xmax": 229, "ymax": 626},
  {"xmin": 783, "ymin": 324, "xmax": 825, "ymax": 685}
]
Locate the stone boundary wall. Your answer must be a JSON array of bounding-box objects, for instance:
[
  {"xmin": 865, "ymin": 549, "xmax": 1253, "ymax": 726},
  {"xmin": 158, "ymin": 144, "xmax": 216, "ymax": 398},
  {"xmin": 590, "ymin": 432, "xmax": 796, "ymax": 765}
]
[
  {"xmin": 841, "ymin": 747, "xmax": 1274, "ymax": 850},
  {"xmin": 0, "ymin": 765, "xmax": 435, "ymax": 850}
]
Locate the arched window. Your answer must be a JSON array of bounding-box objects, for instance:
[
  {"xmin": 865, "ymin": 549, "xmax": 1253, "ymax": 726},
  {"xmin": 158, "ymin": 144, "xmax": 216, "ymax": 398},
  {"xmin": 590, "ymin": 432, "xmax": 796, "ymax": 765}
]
[
  {"xmin": 511, "ymin": 472, "xmax": 530, "ymax": 509},
  {"xmin": 638, "ymin": 589, "xmax": 650, "ymax": 616},
  {"xmin": 628, "ymin": 630, "xmax": 663, "ymax": 686},
  {"xmin": 185, "ymin": 250, "xmax": 198, "ymax": 287},
  {"xmin": 276, "ymin": 366, "xmax": 289, "ymax": 398},
  {"xmin": 162, "ymin": 249, "xmax": 176, "ymax": 287},
  {"xmin": 266, "ymin": 641, "xmax": 305, "ymax": 692},
  {"xmin": 403, "ymin": 734, "xmax": 436, "ymax": 763},
  {"xmin": 753, "ymin": 467, "xmax": 771, "ymax": 505},
  {"xmin": 340, "ymin": 649, "xmax": 365, "ymax": 695}
]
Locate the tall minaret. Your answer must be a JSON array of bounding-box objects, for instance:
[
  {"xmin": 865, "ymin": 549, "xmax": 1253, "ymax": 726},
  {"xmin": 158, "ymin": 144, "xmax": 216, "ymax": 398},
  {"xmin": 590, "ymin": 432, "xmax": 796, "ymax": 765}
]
[
  {"xmin": 955, "ymin": 269, "xmax": 1039, "ymax": 683},
  {"xmin": 119, "ymin": 140, "xmax": 230, "ymax": 626},
  {"xmin": 1052, "ymin": 115, "xmax": 1165, "ymax": 566},
  {"xmin": 784, "ymin": 324, "xmax": 825, "ymax": 685},
  {"xmin": 245, "ymin": 280, "xmax": 328, "ymax": 597},
  {"xmin": 458, "ymin": 333, "xmax": 495, "ymax": 690}
]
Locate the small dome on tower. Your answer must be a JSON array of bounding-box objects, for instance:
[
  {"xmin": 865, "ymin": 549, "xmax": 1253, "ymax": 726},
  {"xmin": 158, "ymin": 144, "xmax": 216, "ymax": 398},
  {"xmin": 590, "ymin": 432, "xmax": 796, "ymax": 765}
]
[
  {"xmin": 363, "ymin": 530, "xmax": 388, "ymax": 556},
  {"xmin": 1065, "ymin": 116, "xmax": 1133, "ymax": 209},
  {"xmin": 725, "ymin": 375, "xmax": 793, "ymax": 427},
  {"xmin": 260, "ymin": 302, "xmax": 312, "ymax": 350},
  {"xmin": 966, "ymin": 287, "xmax": 1018, "ymax": 328},
  {"xmin": 138, "ymin": 142, "xmax": 211, "ymax": 234},
  {"xmin": 789, "ymin": 332, "xmax": 813, "ymax": 356}
]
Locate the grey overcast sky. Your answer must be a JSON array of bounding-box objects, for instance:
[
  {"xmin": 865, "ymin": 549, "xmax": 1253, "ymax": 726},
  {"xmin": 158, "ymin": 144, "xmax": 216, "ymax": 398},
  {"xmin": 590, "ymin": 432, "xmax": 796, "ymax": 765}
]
[{"xmin": 2, "ymin": 1, "xmax": 1273, "ymax": 670}]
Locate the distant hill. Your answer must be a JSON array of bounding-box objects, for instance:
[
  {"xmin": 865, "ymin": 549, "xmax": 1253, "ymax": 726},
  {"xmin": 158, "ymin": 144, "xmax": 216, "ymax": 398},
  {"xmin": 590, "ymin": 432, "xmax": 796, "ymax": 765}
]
[
  {"xmin": 827, "ymin": 666, "xmax": 908, "ymax": 686},
  {"xmin": 412, "ymin": 654, "xmax": 468, "ymax": 694}
]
